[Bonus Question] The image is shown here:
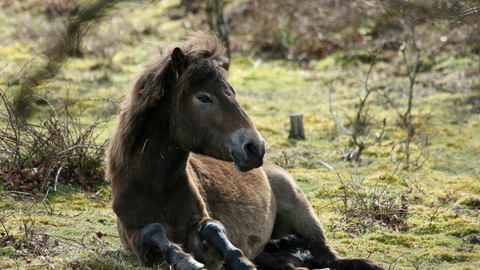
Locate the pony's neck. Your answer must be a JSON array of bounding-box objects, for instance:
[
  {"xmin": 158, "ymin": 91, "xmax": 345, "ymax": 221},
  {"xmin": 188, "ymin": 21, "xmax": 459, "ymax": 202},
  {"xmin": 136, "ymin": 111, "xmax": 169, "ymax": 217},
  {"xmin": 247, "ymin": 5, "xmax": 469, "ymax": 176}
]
[{"xmin": 137, "ymin": 103, "xmax": 190, "ymax": 191}]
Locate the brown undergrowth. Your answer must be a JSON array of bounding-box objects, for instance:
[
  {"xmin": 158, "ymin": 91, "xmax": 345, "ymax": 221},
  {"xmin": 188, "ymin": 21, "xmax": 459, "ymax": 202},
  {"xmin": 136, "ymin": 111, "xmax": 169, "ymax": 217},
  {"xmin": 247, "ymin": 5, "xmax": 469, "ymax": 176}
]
[
  {"xmin": 330, "ymin": 167, "xmax": 409, "ymax": 235},
  {"xmin": 0, "ymin": 81, "xmax": 117, "ymax": 193}
]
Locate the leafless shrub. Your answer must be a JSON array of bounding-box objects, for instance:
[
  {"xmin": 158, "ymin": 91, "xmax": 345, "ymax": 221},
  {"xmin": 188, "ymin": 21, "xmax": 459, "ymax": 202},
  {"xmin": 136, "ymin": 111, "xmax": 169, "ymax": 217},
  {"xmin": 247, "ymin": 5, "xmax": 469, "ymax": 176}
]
[
  {"xmin": 329, "ymin": 46, "xmax": 386, "ymax": 163},
  {"xmin": 329, "ymin": 165, "xmax": 408, "ymax": 234},
  {"xmin": 271, "ymin": 142, "xmax": 305, "ymax": 169},
  {"xmin": 382, "ymin": 23, "xmax": 429, "ymax": 168},
  {"xmin": 0, "ymin": 0, "xmax": 126, "ymax": 194},
  {"xmin": 0, "ymin": 68, "xmax": 118, "ymax": 193}
]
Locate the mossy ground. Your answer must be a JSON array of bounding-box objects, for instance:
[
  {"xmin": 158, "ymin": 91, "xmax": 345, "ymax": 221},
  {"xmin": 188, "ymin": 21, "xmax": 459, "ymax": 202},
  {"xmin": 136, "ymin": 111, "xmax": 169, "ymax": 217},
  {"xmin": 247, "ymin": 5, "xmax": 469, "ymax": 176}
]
[{"xmin": 1, "ymin": 0, "xmax": 480, "ymax": 269}]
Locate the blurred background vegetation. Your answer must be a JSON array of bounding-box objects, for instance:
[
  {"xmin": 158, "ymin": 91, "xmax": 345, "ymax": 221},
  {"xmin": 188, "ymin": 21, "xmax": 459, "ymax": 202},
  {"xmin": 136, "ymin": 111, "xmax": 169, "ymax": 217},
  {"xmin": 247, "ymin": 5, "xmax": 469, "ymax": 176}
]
[{"xmin": 1, "ymin": 0, "xmax": 480, "ymax": 269}]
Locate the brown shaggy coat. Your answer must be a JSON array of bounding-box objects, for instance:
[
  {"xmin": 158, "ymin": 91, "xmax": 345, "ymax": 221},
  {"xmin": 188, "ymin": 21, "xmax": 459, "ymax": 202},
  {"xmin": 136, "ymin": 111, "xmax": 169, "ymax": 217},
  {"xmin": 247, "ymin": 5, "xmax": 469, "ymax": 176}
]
[{"xmin": 106, "ymin": 32, "xmax": 386, "ymax": 270}]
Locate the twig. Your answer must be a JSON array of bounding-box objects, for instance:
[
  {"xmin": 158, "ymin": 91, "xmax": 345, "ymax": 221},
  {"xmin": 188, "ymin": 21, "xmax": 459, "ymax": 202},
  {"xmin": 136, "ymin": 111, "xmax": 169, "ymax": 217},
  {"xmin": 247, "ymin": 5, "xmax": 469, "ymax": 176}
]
[
  {"xmin": 406, "ymin": 257, "xmax": 421, "ymax": 270},
  {"xmin": 432, "ymin": 84, "xmax": 455, "ymax": 94},
  {"xmin": 34, "ymin": 188, "xmax": 54, "ymax": 214},
  {"xmin": 329, "ymin": 85, "xmax": 353, "ymax": 136},
  {"xmin": 314, "ymin": 159, "xmax": 334, "ymax": 170},
  {"xmin": 56, "ymin": 144, "xmax": 101, "ymax": 155},
  {"xmin": 365, "ymin": 118, "xmax": 386, "ymax": 149},
  {"xmin": 1, "ymin": 191, "xmax": 37, "ymax": 197},
  {"xmin": 8, "ymin": 54, "xmax": 41, "ymax": 89},
  {"xmin": 34, "ymin": 96, "xmax": 59, "ymax": 119},
  {"xmin": 73, "ymin": 97, "xmax": 121, "ymax": 104},
  {"xmin": 316, "ymin": 198, "xmax": 344, "ymax": 211},
  {"xmin": 39, "ymin": 256, "xmax": 56, "ymax": 269},
  {"xmin": 38, "ymin": 233, "xmax": 87, "ymax": 249},
  {"xmin": 402, "ymin": 22, "xmax": 421, "ymax": 165},
  {"xmin": 379, "ymin": 88, "xmax": 403, "ymax": 120},
  {"xmin": 375, "ymin": 162, "xmax": 401, "ymax": 202},
  {"xmin": 388, "ymin": 252, "xmax": 407, "ymax": 270},
  {"xmin": 429, "ymin": 203, "xmax": 442, "ymax": 227},
  {"xmin": 54, "ymin": 165, "xmax": 64, "ymax": 192}
]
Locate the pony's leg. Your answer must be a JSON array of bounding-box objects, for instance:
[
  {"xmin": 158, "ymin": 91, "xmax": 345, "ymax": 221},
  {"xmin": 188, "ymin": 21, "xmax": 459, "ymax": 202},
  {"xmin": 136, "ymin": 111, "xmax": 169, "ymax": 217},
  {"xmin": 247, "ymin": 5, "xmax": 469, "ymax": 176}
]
[
  {"xmin": 262, "ymin": 162, "xmax": 386, "ymax": 270},
  {"xmin": 254, "ymin": 235, "xmax": 315, "ymax": 270},
  {"xmin": 141, "ymin": 223, "xmax": 204, "ymax": 270},
  {"xmin": 199, "ymin": 220, "xmax": 256, "ymax": 270},
  {"xmin": 253, "ymin": 251, "xmax": 306, "ymax": 270}
]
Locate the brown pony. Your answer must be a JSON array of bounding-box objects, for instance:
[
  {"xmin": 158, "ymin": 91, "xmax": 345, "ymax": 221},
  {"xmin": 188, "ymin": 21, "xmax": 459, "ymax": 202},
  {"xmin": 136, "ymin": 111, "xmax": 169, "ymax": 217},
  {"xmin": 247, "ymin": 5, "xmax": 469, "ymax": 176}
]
[{"xmin": 106, "ymin": 32, "xmax": 386, "ymax": 270}]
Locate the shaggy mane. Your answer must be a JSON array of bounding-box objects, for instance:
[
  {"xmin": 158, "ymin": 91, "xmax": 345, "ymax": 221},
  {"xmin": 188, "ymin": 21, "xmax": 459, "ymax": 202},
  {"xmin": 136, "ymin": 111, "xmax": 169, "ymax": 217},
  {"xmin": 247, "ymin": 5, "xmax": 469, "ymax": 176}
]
[{"xmin": 106, "ymin": 32, "xmax": 228, "ymax": 180}]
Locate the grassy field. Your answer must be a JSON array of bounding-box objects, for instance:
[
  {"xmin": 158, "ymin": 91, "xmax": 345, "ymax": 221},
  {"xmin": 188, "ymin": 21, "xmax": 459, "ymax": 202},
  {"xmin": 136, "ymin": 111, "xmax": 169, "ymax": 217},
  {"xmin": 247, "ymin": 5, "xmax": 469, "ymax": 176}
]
[{"xmin": 1, "ymin": 0, "xmax": 480, "ymax": 269}]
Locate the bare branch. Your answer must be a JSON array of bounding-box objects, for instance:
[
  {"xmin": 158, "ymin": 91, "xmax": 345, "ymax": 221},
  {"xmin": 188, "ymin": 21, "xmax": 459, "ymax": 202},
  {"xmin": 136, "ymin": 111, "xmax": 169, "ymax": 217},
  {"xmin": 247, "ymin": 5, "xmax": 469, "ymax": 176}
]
[
  {"xmin": 329, "ymin": 45, "xmax": 387, "ymax": 162},
  {"xmin": 366, "ymin": 118, "xmax": 387, "ymax": 149},
  {"xmin": 378, "ymin": 88, "xmax": 403, "ymax": 120},
  {"xmin": 329, "ymin": 84, "xmax": 353, "ymax": 136},
  {"xmin": 314, "ymin": 159, "xmax": 334, "ymax": 170},
  {"xmin": 432, "ymin": 84, "xmax": 455, "ymax": 94}
]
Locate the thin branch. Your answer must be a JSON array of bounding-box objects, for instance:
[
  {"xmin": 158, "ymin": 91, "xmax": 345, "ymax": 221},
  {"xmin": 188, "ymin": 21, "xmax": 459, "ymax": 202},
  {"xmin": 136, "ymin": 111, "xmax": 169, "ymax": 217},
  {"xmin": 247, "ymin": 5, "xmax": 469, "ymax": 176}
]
[
  {"xmin": 73, "ymin": 97, "xmax": 121, "ymax": 104},
  {"xmin": 432, "ymin": 84, "xmax": 455, "ymax": 94},
  {"xmin": 405, "ymin": 24, "xmax": 420, "ymax": 119},
  {"xmin": 404, "ymin": 23, "xmax": 421, "ymax": 165},
  {"xmin": 35, "ymin": 96, "xmax": 59, "ymax": 119},
  {"xmin": 366, "ymin": 118, "xmax": 387, "ymax": 148},
  {"xmin": 314, "ymin": 159, "xmax": 334, "ymax": 170},
  {"xmin": 329, "ymin": 84, "xmax": 353, "ymax": 136},
  {"xmin": 54, "ymin": 165, "xmax": 63, "ymax": 192}
]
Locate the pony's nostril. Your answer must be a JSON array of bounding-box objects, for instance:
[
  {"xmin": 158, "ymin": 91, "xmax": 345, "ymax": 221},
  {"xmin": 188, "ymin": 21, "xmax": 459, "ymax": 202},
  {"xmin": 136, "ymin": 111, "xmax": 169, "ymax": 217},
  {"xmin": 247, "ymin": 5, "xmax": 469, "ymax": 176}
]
[{"xmin": 243, "ymin": 142, "xmax": 258, "ymax": 158}]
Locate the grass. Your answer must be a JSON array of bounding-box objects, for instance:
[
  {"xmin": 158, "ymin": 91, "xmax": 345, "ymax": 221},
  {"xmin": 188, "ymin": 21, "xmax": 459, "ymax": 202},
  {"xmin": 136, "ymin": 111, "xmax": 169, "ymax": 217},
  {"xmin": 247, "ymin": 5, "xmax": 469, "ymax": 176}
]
[{"xmin": 1, "ymin": 0, "xmax": 480, "ymax": 269}]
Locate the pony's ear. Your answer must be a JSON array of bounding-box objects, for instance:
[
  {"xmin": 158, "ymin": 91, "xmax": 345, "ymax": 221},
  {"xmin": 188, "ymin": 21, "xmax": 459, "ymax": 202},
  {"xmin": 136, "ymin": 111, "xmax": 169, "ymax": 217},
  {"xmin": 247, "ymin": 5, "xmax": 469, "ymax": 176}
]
[{"xmin": 171, "ymin": 47, "xmax": 187, "ymax": 80}]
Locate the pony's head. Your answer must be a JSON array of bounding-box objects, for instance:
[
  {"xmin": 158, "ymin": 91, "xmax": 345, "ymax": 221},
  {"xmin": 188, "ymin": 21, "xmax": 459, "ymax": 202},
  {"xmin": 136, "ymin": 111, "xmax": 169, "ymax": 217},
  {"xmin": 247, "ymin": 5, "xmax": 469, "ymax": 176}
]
[{"xmin": 130, "ymin": 32, "xmax": 265, "ymax": 172}]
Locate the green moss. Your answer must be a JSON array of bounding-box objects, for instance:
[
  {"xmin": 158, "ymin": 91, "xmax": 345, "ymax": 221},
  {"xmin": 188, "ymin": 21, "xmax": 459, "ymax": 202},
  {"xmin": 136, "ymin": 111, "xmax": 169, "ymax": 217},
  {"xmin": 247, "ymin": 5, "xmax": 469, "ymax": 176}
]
[
  {"xmin": 0, "ymin": 246, "xmax": 15, "ymax": 257},
  {"xmin": 366, "ymin": 171, "xmax": 403, "ymax": 185},
  {"xmin": 368, "ymin": 232, "xmax": 420, "ymax": 248},
  {"xmin": 457, "ymin": 196, "xmax": 480, "ymax": 208},
  {"xmin": 435, "ymin": 252, "xmax": 474, "ymax": 263},
  {"xmin": 0, "ymin": 43, "xmax": 35, "ymax": 62},
  {"xmin": 444, "ymin": 219, "xmax": 480, "ymax": 237}
]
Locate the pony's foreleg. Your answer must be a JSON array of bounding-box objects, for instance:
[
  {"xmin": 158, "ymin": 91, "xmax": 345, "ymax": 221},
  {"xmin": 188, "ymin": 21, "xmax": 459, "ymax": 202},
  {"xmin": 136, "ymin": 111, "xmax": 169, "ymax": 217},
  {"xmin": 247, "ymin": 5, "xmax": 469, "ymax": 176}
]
[
  {"xmin": 141, "ymin": 223, "xmax": 204, "ymax": 270},
  {"xmin": 199, "ymin": 220, "xmax": 256, "ymax": 270},
  {"xmin": 275, "ymin": 197, "xmax": 387, "ymax": 270},
  {"xmin": 275, "ymin": 192, "xmax": 387, "ymax": 270},
  {"xmin": 262, "ymin": 162, "xmax": 386, "ymax": 270}
]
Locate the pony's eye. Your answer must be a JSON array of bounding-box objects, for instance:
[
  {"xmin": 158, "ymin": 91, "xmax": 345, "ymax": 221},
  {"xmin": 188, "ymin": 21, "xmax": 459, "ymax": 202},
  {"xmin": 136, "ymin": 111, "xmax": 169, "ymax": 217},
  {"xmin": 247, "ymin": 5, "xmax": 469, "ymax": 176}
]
[{"xmin": 196, "ymin": 94, "xmax": 212, "ymax": 103}]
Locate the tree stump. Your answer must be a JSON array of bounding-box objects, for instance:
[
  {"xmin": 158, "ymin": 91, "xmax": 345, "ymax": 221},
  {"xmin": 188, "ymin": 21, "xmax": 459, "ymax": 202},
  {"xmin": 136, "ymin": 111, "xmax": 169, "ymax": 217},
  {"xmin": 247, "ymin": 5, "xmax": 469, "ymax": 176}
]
[{"xmin": 288, "ymin": 114, "xmax": 305, "ymax": 140}]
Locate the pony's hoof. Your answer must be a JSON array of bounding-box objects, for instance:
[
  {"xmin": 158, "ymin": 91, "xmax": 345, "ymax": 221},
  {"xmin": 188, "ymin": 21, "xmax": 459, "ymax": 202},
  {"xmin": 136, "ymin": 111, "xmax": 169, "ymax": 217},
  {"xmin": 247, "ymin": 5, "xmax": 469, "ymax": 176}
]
[
  {"xmin": 225, "ymin": 249, "xmax": 256, "ymax": 270},
  {"xmin": 174, "ymin": 254, "xmax": 204, "ymax": 270},
  {"xmin": 334, "ymin": 258, "xmax": 386, "ymax": 270},
  {"xmin": 230, "ymin": 257, "xmax": 256, "ymax": 270}
]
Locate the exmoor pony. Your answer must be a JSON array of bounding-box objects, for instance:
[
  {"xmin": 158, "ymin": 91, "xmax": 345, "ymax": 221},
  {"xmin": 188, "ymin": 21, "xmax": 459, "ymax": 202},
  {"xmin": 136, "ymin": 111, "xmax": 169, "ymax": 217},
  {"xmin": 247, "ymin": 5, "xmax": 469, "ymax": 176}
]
[{"xmin": 106, "ymin": 32, "xmax": 385, "ymax": 270}]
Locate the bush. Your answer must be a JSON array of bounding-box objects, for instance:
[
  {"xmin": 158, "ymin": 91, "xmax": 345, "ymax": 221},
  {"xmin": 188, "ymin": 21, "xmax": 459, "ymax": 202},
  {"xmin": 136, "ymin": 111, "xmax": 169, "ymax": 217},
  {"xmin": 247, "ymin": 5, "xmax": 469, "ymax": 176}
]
[{"xmin": 0, "ymin": 83, "xmax": 117, "ymax": 193}]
